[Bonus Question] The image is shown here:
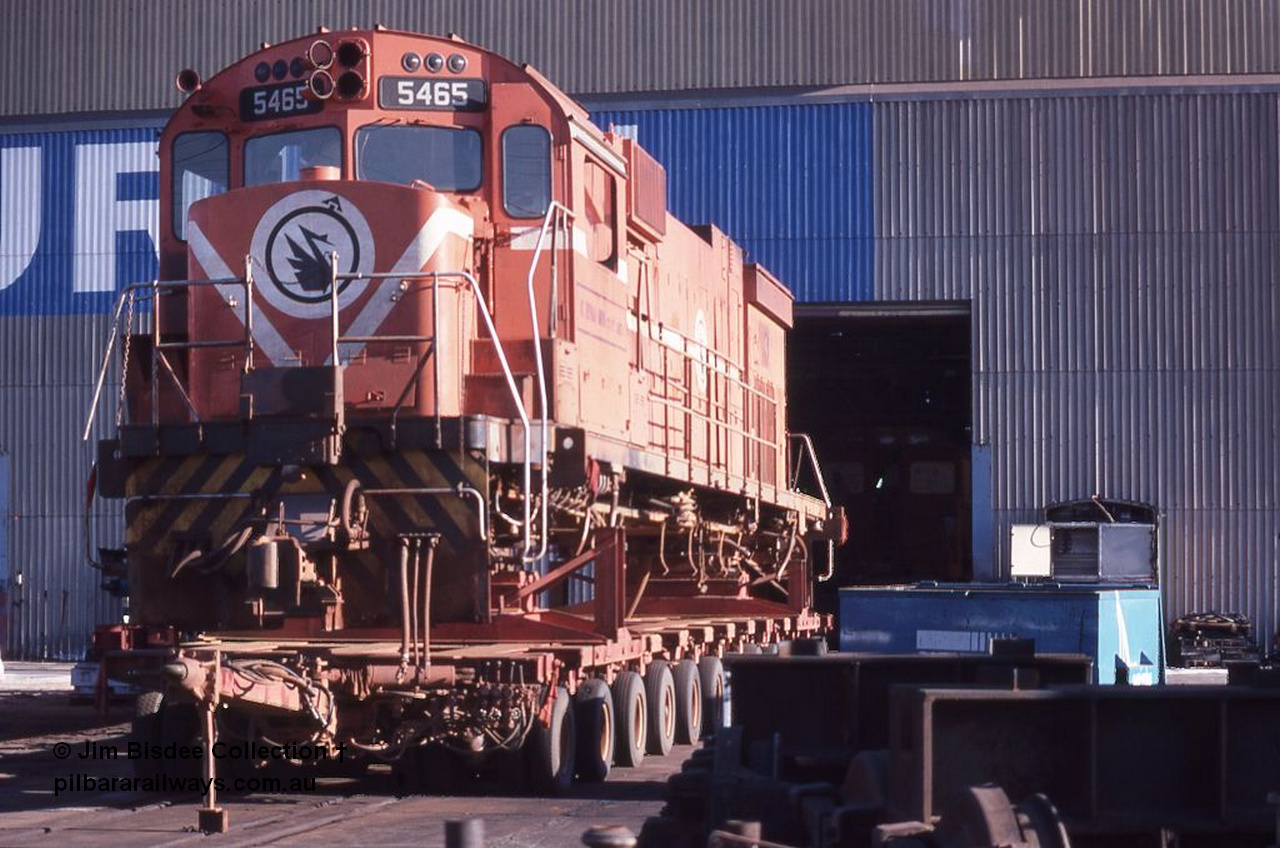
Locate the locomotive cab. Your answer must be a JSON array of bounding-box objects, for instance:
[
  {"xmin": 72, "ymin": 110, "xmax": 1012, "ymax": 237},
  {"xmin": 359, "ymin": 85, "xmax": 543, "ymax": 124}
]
[{"xmin": 153, "ymin": 31, "xmax": 563, "ymax": 436}]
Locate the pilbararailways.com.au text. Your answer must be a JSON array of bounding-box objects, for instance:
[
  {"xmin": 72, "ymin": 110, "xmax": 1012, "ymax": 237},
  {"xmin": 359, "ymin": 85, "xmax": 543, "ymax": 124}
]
[
  {"xmin": 50, "ymin": 739, "xmax": 346, "ymax": 796},
  {"xmin": 54, "ymin": 773, "xmax": 318, "ymax": 797}
]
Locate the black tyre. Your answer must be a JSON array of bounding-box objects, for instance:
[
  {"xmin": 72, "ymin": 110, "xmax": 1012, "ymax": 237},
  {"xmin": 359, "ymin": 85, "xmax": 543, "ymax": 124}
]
[
  {"xmin": 394, "ymin": 744, "xmax": 462, "ymax": 795},
  {"xmin": 611, "ymin": 671, "xmax": 647, "ymax": 767},
  {"xmin": 574, "ymin": 678, "xmax": 614, "ymax": 782},
  {"xmin": 671, "ymin": 659, "xmax": 702, "ymax": 745},
  {"xmin": 791, "ymin": 637, "xmax": 828, "ymax": 656},
  {"xmin": 698, "ymin": 656, "xmax": 726, "ymax": 736},
  {"xmin": 644, "ymin": 661, "xmax": 676, "ymax": 756},
  {"xmin": 131, "ymin": 690, "xmax": 201, "ymax": 785},
  {"xmin": 529, "ymin": 686, "xmax": 576, "ymax": 795}
]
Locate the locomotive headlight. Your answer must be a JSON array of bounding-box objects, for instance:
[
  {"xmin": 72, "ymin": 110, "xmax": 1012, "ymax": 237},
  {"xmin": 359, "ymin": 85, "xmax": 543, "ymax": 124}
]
[
  {"xmin": 425, "ymin": 52, "xmax": 444, "ymax": 72},
  {"xmin": 401, "ymin": 51, "xmax": 421, "ymax": 72},
  {"xmin": 447, "ymin": 53, "xmax": 467, "ymax": 73},
  {"xmin": 308, "ymin": 39, "xmax": 334, "ymax": 69},
  {"xmin": 336, "ymin": 71, "xmax": 366, "ymax": 99},
  {"xmin": 336, "ymin": 40, "xmax": 365, "ymax": 68}
]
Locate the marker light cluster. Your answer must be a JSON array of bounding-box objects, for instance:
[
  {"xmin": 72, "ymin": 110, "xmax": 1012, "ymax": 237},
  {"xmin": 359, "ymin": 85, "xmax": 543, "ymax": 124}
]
[
  {"xmin": 254, "ymin": 57, "xmax": 308, "ymax": 83},
  {"xmin": 398, "ymin": 51, "xmax": 468, "ymax": 74}
]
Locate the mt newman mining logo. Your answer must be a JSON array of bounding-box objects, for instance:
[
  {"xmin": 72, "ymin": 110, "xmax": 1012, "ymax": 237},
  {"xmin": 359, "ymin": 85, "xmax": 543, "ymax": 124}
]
[{"xmin": 250, "ymin": 191, "xmax": 376, "ymax": 319}]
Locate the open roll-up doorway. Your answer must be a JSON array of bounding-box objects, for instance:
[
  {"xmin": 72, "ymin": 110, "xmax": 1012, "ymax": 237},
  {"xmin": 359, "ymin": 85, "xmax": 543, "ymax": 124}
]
[{"xmin": 789, "ymin": 303, "xmax": 972, "ymax": 605}]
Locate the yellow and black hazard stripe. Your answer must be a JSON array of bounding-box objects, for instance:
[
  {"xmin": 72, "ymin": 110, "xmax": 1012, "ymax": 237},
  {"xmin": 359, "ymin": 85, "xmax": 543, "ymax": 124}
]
[
  {"xmin": 336, "ymin": 449, "xmax": 484, "ymax": 550},
  {"xmin": 126, "ymin": 455, "xmax": 278, "ymax": 553},
  {"xmin": 126, "ymin": 449, "xmax": 488, "ymax": 556}
]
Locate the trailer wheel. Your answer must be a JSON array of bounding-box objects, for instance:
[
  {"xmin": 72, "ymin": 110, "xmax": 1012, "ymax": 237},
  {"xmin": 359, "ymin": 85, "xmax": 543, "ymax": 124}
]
[
  {"xmin": 644, "ymin": 661, "xmax": 676, "ymax": 756},
  {"xmin": 574, "ymin": 679, "xmax": 614, "ymax": 782},
  {"xmin": 698, "ymin": 656, "xmax": 726, "ymax": 735},
  {"xmin": 529, "ymin": 686, "xmax": 576, "ymax": 795},
  {"xmin": 611, "ymin": 671, "xmax": 647, "ymax": 767},
  {"xmin": 672, "ymin": 659, "xmax": 702, "ymax": 745},
  {"xmin": 131, "ymin": 690, "xmax": 200, "ymax": 784}
]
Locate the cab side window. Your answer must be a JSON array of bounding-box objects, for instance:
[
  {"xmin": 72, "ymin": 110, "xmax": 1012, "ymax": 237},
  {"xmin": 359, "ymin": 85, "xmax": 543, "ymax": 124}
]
[
  {"xmin": 583, "ymin": 160, "xmax": 616, "ymax": 267},
  {"xmin": 502, "ymin": 125, "xmax": 551, "ymax": 218},
  {"xmin": 172, "ymin": 132, "xmax": 228, "ymax": 240}
]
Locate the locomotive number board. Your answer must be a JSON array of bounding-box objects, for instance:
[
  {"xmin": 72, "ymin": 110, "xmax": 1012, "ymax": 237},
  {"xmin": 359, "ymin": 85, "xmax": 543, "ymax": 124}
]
[
  {"xmin": 378, "ymin": 77, "xmax": 487, "ymax": 111},
  {"xmin": 240, "ymin": 82, "xmax": 324, "ymax": 122}
]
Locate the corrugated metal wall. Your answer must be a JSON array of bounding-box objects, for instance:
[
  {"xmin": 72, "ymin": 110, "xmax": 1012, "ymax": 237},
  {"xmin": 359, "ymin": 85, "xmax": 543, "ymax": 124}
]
[
  {"xmin": 876, "ymin": 90, "xmax": 1280, "ymax": 640},
  {"xmin": 0, "ymin": 314, "xmax": 124, "ymax": 660},
  {"xmin": 602, "ymin": 89, "xmax": 1280, "ymax": 644},
  {"xmin": 1, "ymin": 128, "xmax": 156, "ymax": 658},
  {"xmin": 2, "ymin": 42, "xmax": 1277, "ymax": 656},
  {"xmin": 4, "ymin": 0, "xmax": 1280, "ymax": 117},
  {"xmin": 595, "ymin": 105, "xmax": 875, "ymax": 301}
]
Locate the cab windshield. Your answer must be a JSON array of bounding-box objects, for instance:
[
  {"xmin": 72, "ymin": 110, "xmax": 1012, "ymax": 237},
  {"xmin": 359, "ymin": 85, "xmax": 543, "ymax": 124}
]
[
  {"xmin": 355, "ymin": 125, "xmax": 482, "ymax": 191},
  {"xmin": 244, "ymin": 127, "xmax": 342, "ymax": 186}
]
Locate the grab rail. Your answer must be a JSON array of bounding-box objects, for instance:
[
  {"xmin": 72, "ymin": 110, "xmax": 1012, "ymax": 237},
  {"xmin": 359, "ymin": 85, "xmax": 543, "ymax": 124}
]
[
  {"xmin": 85, "ymin": 252, "xmax": 543, "ymax": 563},
  {"xmin": 82, "ymin": 260, "xmax": 253, "ymax": 440},
  {"xmin": 521, "ymin": 202, "xmax": 574, "ymax": 563},
  {"xmin": 788, "ymin": 432, "xmax": 837, "ymax": 582},
  {"xmin": 327, "ymin": 266, "xmax": 533, "ymax": 559}
]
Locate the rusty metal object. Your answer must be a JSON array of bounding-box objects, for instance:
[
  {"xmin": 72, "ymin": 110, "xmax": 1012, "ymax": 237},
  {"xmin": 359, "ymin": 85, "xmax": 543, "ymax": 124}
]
[
  {"xmin": 933, "ymin": 785, "xmax": 1070, "ymax": 848},
  {"xmin": 723, "ymin": 651, "xmax": 1092, "ymax": 779},
  {"xmin": 890, "ymin": 685, "xmax": 1280, "ymax": 842}
]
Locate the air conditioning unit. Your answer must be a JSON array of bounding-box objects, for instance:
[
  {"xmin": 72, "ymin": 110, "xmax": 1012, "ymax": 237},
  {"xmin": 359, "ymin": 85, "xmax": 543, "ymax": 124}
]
[{"xmin": 1011, "ymin": 521, "xmax": 1156, "ymax": 583}]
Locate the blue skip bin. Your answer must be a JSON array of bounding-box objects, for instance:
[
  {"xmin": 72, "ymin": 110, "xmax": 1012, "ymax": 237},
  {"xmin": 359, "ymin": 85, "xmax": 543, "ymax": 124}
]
[{"xmin": 838, "ymin": 583, "xmax": 1162, "ymax": 684}]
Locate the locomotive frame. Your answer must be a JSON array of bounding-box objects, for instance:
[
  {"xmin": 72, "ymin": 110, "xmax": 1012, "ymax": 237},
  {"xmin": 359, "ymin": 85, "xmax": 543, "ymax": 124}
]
[{"xmin": 83, "ymin": 26, "xmax": 842, "ymax": 809}]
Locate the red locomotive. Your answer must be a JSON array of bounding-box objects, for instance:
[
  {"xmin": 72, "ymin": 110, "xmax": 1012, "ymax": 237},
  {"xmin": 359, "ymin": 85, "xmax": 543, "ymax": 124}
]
[{"xmin": 87, "ymin": 27, "xmax": 842, "ymax": 796}]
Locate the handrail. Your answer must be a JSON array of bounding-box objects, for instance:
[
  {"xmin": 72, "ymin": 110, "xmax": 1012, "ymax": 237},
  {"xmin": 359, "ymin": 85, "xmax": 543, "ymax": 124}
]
[
  {"xmin": 437, "ymin": 270, "xmax": 533, "ymax": 560},
  {"xmin": 362, "ymin": 484, "xmax": 488, "ymax": 540},
  {"xmin": 522, "ymin": 201, "xmax": 574, "ymax": 564},
  {"xmin": 788, "ymin": 433, "xmax": 831, "ymax": 506},
  {"xmin": 84, "ymin": 263, "xmax": 255, "ymax": 438},
  {"xmin": 82, "ymin": 287, "xmax": 132, "ymax": 441},
  {"xmin": 82, "ymin": 269, "xmax": 250, "ymax": 441},
  {"xmin": 788, "ymin": 432, "xmax": 837, "ymax": 582},
  {"xmin": 87, "ymin": 260, "xmax": 527, "ymax": 556},
  {"xmin": 329, "ymin": 268, "xmax": 534, "ymax": 558}
]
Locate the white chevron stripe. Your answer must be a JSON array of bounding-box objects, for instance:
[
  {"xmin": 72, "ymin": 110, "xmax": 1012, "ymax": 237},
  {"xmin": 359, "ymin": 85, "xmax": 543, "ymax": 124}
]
[
  {"xmin": 187, "ymin": 221, "xmax": 294, "ymax": 367},
  {"xmin": 330, "ymin": 206, "xmax": 475, "ymax": 364}
]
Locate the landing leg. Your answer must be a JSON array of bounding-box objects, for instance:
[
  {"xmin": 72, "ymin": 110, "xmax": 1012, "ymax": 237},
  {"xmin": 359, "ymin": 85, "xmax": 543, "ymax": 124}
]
[{"xmin": 197, "ymin": 700, "xmax": 228, "ymax": 833}]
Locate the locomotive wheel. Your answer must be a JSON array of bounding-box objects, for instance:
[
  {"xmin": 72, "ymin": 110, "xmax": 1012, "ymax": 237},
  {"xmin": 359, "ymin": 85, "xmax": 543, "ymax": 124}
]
[
  {"xmin": 698, "ymin": 656, "xmax": 726, "ymax": 736},
  {"xmin": 529, "ymin": 686, "xmax": 576, "ymax": 795},
  {"xmin": 672, "ymin": 659, "xmax": 702, "ymax": 745},
  {"xmin": 611, "ymin": 671, "xmax": 647, "ymax": 767},
  {"xmin": 574, "ymin": 678, "xmax": 614, "ymax": 782},
  {"xmin": 644, "ymin": 661, "xmax": 677, "ymax": 756}
]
